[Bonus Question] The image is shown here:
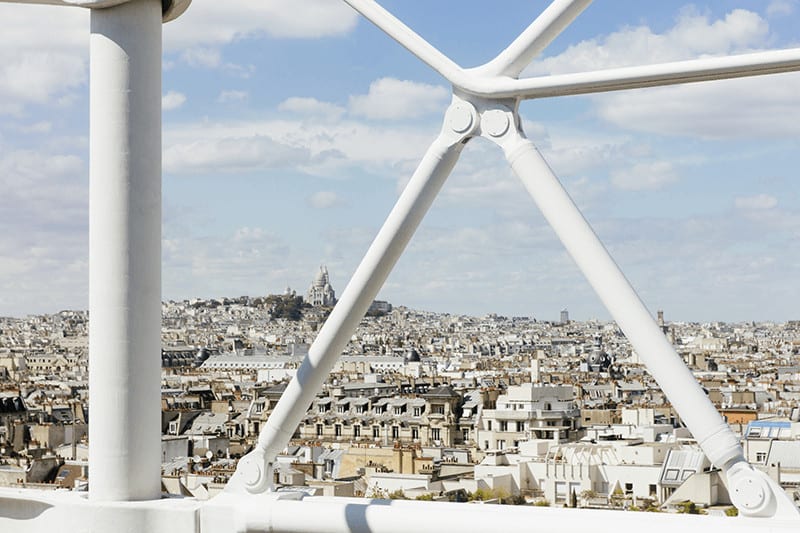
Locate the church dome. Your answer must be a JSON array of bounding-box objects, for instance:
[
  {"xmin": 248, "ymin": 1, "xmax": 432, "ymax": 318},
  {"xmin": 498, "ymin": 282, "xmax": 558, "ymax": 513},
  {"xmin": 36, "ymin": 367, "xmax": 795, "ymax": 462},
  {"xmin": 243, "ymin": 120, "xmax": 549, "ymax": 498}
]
[
  {"xmin": 194, "ymin": 347, "xmax": 211, "ymax": 366},
  {"xmin": 587, "ymin": 350, "xmax": 611, "ymax": 369},
  {"xmin": 404, "ymin": 348, "xmax": 421, "ymax": 362},
  {"xmin": 314, "ymin": 266, "xmax": 329, "ymax": 287}
]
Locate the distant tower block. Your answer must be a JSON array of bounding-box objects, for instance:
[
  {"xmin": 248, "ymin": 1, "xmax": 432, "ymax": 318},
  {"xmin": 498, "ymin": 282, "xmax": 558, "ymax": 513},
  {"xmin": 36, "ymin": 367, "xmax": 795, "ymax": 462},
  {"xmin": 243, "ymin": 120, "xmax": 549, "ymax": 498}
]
[
  {"xmin": 531, "ymin": 356, "xmax": 541, "ymax": 383},
  {"xmin": 306, "ymin": 265, "xmax": 337, "ymax": 307},
  {"xmin": 560, "ymin": 309, "xmax": 569, "ymax": 324},
  {"xmin": 657, "ymin": 309, "xmax": 672, "ymax": 342}
]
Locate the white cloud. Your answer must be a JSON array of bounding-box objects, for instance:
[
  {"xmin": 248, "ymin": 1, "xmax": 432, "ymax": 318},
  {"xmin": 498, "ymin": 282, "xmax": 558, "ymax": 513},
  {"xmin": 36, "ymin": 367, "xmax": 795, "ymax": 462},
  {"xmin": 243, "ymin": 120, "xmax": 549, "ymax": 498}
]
[
  {"xmin": 542, "ymin": 131, "xmax": 646, "ymax": 178},
  {"xmin": 0, "ymin": 149, "xmax": 85, "ymax": 214},
  {"xmin": 279, "ymin": 97, "xmax": 345, "ymax": 121},
  {"xmin": 167, "ymin": 0, "xmax": 358, "ymax": 72},
  {"xmin": 164, "ymin": 135, "xmax": 310, "ymax": 175},
  {"xmin": 181, "ymin": 47, "xmax": 222, "ymax": 68},
  {"xmin": 163, "ymin": 0, "xmax": 358, "ymax": 50},
  {"xmin": 735, "ymin": 193, "xmax": 778, "ymax": 210},
  {"xmin": 162, "ymin": 91, "xmax": 187, "ymax": 110},
  {"xmin": 528, "ymin": 8, "xmax": 800, "ymax": 139},
  {"xmin": 307, "ymin": 191, "xmax": 343, "ymax": 209},
  {"xmin": 218, "ymin": 90, "xmax": 249, "ymax": 103},
  {"xmin": 593, "ymin": 74, "xmax": 800, "ymax": 139},
  {"xmin": 529, "ymin": 8, "xmax": 769, "ymax": 76},
  {"xmin": 349, "ymin": 78, "xmax": 450, "ymax": 120},
  {"xmin": 162, "ymin": 226, "xmax": 298, "ymax": 302},
  {"xmin": 20, "ymin": 121, "xmax": 53, "ymax": 134},
  {"xmin": 767, "ymin": 0, "xmax": 796, "ymax": 17},
  {"xmin": 164, "ymin": 116, "xmax": 439, "ymax": 177},
  {"xmin": 0, "ymin": 147, "xmax": 88, "ymax": 316},
  {"xmin": 611, "ymin": 161, "xmax": 679, "ymax": 191},
  {"xmin": 0, "ymin": 6, "xmax": 87, "ymax": 115}
]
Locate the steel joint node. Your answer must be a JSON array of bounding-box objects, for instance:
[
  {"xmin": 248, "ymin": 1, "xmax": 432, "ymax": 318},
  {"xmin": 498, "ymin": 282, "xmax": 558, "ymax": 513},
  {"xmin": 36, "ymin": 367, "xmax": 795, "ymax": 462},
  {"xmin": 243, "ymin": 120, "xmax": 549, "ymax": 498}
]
[
  {"xmin": 445, "ymin": 100, "xmax": 477, "ymax": 135},
  {"xmin": 481, "ymin": 108, "xmax": 511, "ymax": 137}
]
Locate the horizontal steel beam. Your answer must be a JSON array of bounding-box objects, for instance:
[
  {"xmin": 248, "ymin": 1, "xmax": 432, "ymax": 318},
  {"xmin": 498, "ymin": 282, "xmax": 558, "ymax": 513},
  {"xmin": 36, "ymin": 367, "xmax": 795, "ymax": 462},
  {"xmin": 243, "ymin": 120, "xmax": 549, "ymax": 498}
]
[
  {"xmin": 502, "ymin": 48, "xmax": 800, "ymax": 98},
  {"xmin": 0, "ymin": 0, "xmax": 190, "ymax": 22}
]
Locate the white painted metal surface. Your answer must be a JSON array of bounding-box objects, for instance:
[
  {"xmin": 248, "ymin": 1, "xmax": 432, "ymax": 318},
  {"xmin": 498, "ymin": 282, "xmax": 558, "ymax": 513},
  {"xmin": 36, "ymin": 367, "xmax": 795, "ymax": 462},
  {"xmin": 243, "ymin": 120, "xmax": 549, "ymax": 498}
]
[
  {"xmin": 1, "ymin": 0, "xmax": 799, "ymax": 531},
  {"xmin": 229, "ymin": 103, "xmax": 472, "ymax": 494},
  {"xmin": 247, "ymin": 0, "xmax": 800, "ymax": 521},
  {"xmin": 0, "ymin": 488, "xmax": 200, "ymax": 533},
  {"xmin": 472, "ymin": 0, "xmax": 593, "ymax": 78},
  {"xmin": 201, "ymin": 492, "xmax": 800, "ymax": 533},
  {"xmin": 2, "ymin": 486, "xmax": 798, "ymax": 533},
  {"xmin": 342, "ymin": 0, "xmax": 800, "ymax": 98},
  {"xmin": 488, "ymin": 108, "xmax": 797, "ymax": 519},
  {"xmin": 88, "ymin": 0, "xmax": 163, "ymax": 502},
  {"xmin": 0, "ymin": 0, "xmax": 191, "ymax": 22}
]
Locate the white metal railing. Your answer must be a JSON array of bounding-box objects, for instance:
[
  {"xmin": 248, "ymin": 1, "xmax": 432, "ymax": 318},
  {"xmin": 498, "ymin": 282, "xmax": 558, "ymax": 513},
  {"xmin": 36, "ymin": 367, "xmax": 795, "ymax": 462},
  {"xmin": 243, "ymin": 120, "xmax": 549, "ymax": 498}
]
[{"xmin": 0, "ymin": 0, "xmax": 799, "ymax": 531}]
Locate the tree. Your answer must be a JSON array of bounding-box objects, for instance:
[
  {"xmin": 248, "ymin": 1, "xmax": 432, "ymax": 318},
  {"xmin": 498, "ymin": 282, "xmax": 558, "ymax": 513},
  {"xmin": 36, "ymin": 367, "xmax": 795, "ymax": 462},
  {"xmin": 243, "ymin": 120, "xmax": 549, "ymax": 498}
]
[
  {"xmin": 676, "ymin": 501, "xmax": 705, "ymax": 514},
  {"xmin": 610, "ymin": 487, "xmax": 625, "ymax": 508},
  {"xmin": 579, "ymin": 489, "xmax": 597, "ymax": 507},
  {"xmin": 265, "ymin": 294, "xmax": 306, "ymax": 321}
]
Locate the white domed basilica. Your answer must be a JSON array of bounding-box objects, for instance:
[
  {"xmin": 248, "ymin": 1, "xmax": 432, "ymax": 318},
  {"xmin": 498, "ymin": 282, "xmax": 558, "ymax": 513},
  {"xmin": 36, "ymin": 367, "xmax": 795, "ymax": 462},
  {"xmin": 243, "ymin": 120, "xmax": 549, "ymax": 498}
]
[{"xmin": 305, "ymin": 265, "xmax": 337, "ymax": 307}]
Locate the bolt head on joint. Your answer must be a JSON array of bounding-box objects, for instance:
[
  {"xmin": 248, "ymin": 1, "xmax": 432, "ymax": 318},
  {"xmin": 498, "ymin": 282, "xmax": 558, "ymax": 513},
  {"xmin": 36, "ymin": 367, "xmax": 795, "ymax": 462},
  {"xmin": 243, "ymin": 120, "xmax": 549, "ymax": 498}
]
[
  {"xmin": 733, "ymin": 476, "xmax": 767, "ymax": 512},
  {"xmin": 482, "ymin": 109, "xmax": 510, "ymax": 138},
  {"xmin": 445, "ymin": 101, "xmax": 477, "ymax": 135},
  {"xmin": 237, "ymin": 453, "xmax": 271, "ymax": 493}
]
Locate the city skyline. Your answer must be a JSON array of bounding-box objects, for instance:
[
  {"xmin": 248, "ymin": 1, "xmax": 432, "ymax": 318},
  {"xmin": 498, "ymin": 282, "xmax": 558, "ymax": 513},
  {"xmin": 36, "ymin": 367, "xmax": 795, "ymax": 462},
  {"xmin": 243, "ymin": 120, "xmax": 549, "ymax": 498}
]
[{"xmin": 1, "ymin": 0, "xmax": 799, "ymax": 322}]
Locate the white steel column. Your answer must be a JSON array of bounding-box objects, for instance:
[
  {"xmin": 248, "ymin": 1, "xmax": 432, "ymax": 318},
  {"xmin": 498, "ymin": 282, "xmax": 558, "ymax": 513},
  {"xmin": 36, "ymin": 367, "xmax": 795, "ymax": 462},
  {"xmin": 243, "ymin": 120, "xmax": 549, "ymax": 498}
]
[
  {"xmin": 248, "ymin": 136, "xmax": 464, "ymax": 489},
  {"xmin": 88, "ymin": 0, "xmax": 163, "ymax": 501},
  {"xmin": 478, "ymin": 0, "xmax": 592, "ymax": 77},
  {"xmin": 235, "ymin": 103, "xmax": 476, "ymax": 493},
  {"xmin": 500, "ymin": 134, "xmax": 742, "ymax": 471}
]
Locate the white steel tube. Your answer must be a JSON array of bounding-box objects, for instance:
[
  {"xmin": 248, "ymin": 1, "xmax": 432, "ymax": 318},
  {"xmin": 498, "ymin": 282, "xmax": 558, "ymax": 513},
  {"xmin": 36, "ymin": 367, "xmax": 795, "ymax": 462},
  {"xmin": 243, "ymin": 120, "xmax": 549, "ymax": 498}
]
[
  {"xmin": 502, "ymin": 136, "xmax": 743, "ymax": 470},
  {"xmin": 0, "ymin": 0, "xmax": 133, "ymax": 7},
  {"xmin": 257, "ymin": 134, "xmax": 465, "ymax": 469},
  {"xmin": 498, "ymin": 48, "xmax": 800, "ymax": 99},
  {"xmin": 479, "ymin": 0, "xmax": 592, "ymax": 77},
  {"xmin": 241, "ymin": 495, "xmax": 790, "ymax": 533},
  {"xmin": 0, "ymin": 0, "xmax": 65, "ymax": 4},
  {"xmin": 88, "ymin": 0, "xmax": 163, "ymax": 501},
  {"xmin": 342, "ymin": 0, "xmax": 464, "ymax": 84},
  {"xmin": 341, "ymin": 1, "xmax": 800, "ymax": 100}
]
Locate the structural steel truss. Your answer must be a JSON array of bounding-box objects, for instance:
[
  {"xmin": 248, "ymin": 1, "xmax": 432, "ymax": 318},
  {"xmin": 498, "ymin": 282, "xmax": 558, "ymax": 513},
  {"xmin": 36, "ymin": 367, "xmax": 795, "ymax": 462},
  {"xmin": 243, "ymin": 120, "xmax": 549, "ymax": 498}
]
[{"xmin": 0, "ymin": 0, "xmax": 798, "ymax": 531}]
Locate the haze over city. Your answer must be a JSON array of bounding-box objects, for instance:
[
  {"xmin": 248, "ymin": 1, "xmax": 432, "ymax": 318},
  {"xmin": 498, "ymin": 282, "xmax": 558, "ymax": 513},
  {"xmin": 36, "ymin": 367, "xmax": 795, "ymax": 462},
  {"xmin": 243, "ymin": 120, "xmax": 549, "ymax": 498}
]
[{"xmin": 1, "ymin": 0, "xmax": 799, "ymax": 322}]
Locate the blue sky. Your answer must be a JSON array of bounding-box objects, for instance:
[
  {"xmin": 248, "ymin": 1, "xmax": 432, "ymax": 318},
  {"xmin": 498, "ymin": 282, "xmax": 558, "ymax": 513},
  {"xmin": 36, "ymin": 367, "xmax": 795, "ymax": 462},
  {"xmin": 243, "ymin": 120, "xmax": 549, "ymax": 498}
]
[{"xmin": 0, "ymin": 0, "xmax": 798, "ymax": 322}]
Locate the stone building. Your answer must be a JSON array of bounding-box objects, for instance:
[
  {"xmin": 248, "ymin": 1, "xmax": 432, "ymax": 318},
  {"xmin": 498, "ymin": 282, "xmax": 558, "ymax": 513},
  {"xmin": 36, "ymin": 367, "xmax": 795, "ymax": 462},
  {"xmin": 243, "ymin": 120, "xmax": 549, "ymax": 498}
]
[
  {"xmin": 305, "ymin": 265, "xmax": 336, "ymax": 307},
  {"xmin": 296, "ymin": 385, "xmax": 463, "ymax": 448},
  {"xmin": 477, "ymin": 383, "xmax": 582, "ymax": 451}
]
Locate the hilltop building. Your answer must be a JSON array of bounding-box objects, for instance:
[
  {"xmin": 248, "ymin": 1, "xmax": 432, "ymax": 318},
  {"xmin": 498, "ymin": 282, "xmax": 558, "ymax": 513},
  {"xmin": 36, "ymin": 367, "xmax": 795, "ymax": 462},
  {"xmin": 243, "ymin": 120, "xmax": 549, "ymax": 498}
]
[{"xmin": 306, "ymin": 266, "xmax": 336, "ymax": 307}]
